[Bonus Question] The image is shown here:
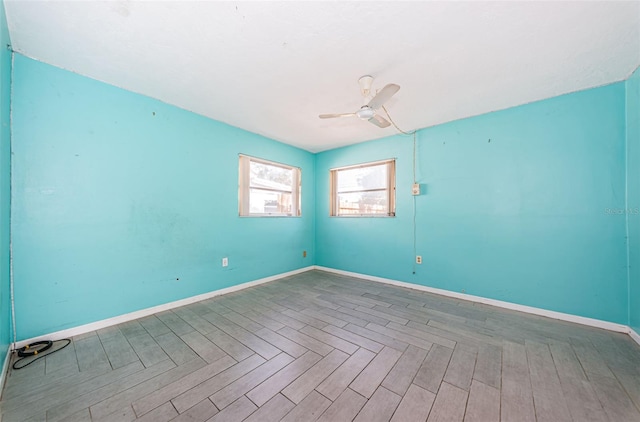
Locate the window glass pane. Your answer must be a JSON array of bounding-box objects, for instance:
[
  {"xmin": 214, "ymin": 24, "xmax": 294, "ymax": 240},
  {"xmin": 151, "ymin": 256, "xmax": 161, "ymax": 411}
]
[
  {"xmin": 337, "ymin": 191, "xmax": 388, "ymax": 215},
  {"xmin": 337, "ymin": 163, "xmax": 387, "ymax": 193},
  {"xmin": 239, "ymin": 155, "xmax": 301, "ymax": 217},
  {"xmin": 250, "ymin": 161, "xmax": 292, "ymax": 192},
  {"xmin": 249, "ymin": 189, "xmax": 292, "ymax": 214}
]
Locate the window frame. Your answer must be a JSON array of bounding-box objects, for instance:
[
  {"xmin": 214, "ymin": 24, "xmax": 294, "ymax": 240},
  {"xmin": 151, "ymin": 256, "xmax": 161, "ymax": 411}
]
[
  {"xmin": 238, "ymin": 154, "xmax": 301, "ymax": 217},
  {"xmin": 330, "ymin": 159, "xmax": 396, "ymax": 217}
]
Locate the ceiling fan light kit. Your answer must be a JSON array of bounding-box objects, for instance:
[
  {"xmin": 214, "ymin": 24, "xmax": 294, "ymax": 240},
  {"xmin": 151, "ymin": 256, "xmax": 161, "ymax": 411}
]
[{"xmin": 320, "ymin": 75, "xmax": 400, "ymax": 130}]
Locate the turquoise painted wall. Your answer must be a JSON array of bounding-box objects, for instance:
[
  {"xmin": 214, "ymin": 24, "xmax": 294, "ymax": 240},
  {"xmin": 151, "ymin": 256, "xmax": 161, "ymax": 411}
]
[
  {"xmin": 627, "ymin": 67, "xmax": 640, "ymax": 333},
  {"xmin": 11, "ymin": 55, "xmax": 315, "ymax": 340},
  {"xmin": 0, "ymin": 3, "xmax": 11, "ymax": 367},
  {"xmin": 6, "ymin": 50, "xmax": 638, "ymax": 339},
  {"xmin": 316, "ymin": 83, "xmax": 628, "ymax": 324}
]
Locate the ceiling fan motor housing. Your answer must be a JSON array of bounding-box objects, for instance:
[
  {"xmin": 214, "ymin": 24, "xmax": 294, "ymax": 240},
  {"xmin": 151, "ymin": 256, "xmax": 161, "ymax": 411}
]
[{"xmin": 356, "ymin": 106, "xmax": 375, "ymax": 120}]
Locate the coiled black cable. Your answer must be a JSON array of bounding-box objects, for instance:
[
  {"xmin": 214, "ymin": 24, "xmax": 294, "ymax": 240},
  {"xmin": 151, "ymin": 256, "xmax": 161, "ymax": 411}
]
[
  {"xmin": 17, "ymin": 340, "xmax": 52, "ymax": 357},
  {"xmin": 12, "ymin": 339, "xmax": 72, "ymax": 370}
]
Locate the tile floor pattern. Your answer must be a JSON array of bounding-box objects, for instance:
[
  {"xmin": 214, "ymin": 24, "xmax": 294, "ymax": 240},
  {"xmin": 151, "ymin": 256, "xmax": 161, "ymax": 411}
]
[{"xmin": 1, "ymin": 270, "xmax": 639, "ymax": 421}]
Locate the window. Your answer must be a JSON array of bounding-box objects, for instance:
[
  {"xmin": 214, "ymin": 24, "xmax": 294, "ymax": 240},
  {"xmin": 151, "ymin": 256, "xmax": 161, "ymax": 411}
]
[
  {"xmin": 239, "ymin": 155, "xmax": 301, "ymax": 217},
  {"xmin": 330, "ymin": 159, "xmax": 396, "ymax": 217}
]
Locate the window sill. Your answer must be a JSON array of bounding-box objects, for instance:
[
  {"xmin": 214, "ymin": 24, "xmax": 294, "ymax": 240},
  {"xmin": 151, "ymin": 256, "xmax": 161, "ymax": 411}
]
[
  {"xmin": 239, "ymin": 214, "xmax": 301, "ymax": 218},
  {"xmin": 330, "ymin": 214, "xmax": 395, "ymax": 218}
]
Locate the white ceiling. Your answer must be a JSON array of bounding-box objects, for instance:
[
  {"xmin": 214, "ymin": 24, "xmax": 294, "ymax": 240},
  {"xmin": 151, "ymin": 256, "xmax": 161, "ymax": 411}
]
[{"xmin": 5, "ymin": 1, "xmax": 640, "ymax": 152}]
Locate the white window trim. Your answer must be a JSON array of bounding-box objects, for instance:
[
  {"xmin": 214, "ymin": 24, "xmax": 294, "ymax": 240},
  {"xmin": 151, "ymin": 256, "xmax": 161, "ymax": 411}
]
[
  {"xmin": 330, "ymin": 159, "xmax": 396, "ymax": 217},
  {"xmin": 239, "ymin": 154, "xmax": 301, "ymax": 217}
]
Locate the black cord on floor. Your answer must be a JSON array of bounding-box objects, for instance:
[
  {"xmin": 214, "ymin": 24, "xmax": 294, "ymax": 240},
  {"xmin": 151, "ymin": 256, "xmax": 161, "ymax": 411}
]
[{"xmin": 12, "ymin": 339, "xmax": 72, "ymax": 370}]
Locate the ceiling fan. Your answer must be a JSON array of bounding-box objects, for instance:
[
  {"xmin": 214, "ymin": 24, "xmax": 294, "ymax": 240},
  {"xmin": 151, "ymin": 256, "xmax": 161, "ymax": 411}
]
[{"xmin": 319, "ymin": 75, "xmax": 400, "ymax": 128}]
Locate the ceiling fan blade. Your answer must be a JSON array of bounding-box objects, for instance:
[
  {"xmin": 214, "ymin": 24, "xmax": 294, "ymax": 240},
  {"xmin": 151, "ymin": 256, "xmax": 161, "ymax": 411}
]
[
  {"xmin": 368, "ymin": 114, "xmax": 391, "ymax": 128},
  {"xmin": 319, "ymin": 113, "xmax": 356, "ymax": 119},
  {"xmin": 367, "ymin": 83, "xmax": 400, "ymax": 110}
]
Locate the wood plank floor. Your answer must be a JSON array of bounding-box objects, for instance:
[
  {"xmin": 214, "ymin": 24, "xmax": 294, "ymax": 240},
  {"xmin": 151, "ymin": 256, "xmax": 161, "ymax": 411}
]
[{"xmin": 1, "ymin": 270, "xmax": 639, "ymax": 422}]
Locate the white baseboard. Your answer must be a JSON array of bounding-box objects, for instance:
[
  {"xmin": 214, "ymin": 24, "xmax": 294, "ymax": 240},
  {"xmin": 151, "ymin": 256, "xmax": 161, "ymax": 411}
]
[
  {"xmin": 314, "ymin": 266, "xmax": 630, "ymax": 334},
  {"xmin": 0, "ymin": 345, "xmax": 10, "ymax": 400},
  {"xmin": 13, "ymin": 264, "xmax": 639, "ymax": 350},
  {"xmin": 14, "ymin": 266, "xmax": 314, "ymax": 349},
  {"xmin": 629, "ymin": 327, "xmax": 640, "ymax": 346}
]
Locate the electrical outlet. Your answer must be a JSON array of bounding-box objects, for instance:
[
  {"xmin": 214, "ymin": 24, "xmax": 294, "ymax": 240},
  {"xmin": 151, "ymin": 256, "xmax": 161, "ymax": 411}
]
[
  {"xmin": 416, "ymin": 255, "xmax": 422, "ymax": 264},
  {"xmin": 303, "ymin": 250, "xmax": 307, "ymax": 258},
  {"xmin": 412, "ymin": 183, "xmax": 420, "ymax": 196},
  {"xmin": 222, "ymin": 257, "xmax": 228, "ymax": 267}
]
